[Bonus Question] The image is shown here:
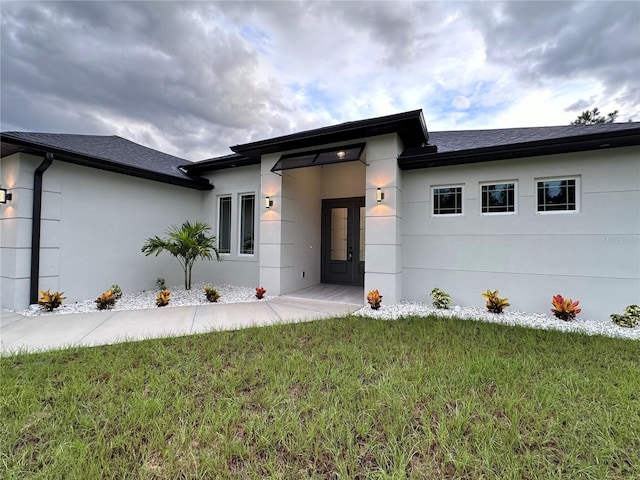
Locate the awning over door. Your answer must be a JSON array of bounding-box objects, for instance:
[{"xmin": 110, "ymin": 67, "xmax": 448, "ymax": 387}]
[{"xmin": 271, "ymin": 143, "xmax": 366, "ymax": 172}]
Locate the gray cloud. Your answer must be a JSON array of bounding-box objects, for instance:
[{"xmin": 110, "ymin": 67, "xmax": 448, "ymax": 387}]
[
  {"xmin": 565, "ymin": 97, "xmax": 597, "ymax": 112},
  {"xmin": 1, "ymin": 1, "xmax": 638, "ymax": 159},
  {"xmin": 468, "ymin": 1, "xmax": 639, "ymax": 117},
  {"xmin": 1, "ymin": 1, "xmax": 300, "ymax": 158}
]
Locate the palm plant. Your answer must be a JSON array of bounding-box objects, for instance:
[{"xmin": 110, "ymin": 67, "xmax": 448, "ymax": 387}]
[{"xmin": 141, "ymin": 221, "xmax": 220, "ymax": 290}]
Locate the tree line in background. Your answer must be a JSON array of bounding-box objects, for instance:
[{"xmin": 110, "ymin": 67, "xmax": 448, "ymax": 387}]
[{"xmin": 571, "ymin": 107, "xmax": 619, "ymax": 125}]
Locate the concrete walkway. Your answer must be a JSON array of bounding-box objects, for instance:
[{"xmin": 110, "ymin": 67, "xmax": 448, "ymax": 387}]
[{"xmin": 0, "ymin": 296, "xmax": 362, "ymax": 355}]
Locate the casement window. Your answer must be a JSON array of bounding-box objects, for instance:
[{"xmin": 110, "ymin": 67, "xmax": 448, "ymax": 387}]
[
  {"xmin": 536, "ymin": 177, "xmax": 579, "ymax": 213},
  {"xmin": 218, "ymin": 196, "xmax": 232, "ymax": 254},
  {"xmin": 239, "ymin": 194, "xmax": 255, "ymax": 255},
  {"xmin": 432, "ymin": 186, "xmax": 463, "ymax": 215},
  {"xmin": 217, "ymin": 193, "xmax": 256, "ymax": 256},
  {"xmin": 481, "ymin": 182, "xmax": 517, "ymax": 214}
]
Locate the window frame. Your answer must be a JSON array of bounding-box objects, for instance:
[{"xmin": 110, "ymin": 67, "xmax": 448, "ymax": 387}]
[
  {"xmin": 479, "ymin": 181, "xmax": 518, "ymax": 216},
  {"xmin": 431, "ymin": 185, "xmax": 464, "ymax": 216},
  {"xmin": 217, "ymin": 195, "xmax": 232, "ymax": 255},
  {"xmin": 535, "ymin": 176, "xmax": 580, "ymax": 214},
  {"xmin": 238, "ymin": 193, "xmax": 256, "ymax": 256}
]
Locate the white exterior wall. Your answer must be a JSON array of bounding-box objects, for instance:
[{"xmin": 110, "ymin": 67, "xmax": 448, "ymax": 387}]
[
  {"xmin": 1, "ymin": 153, "xmax": 39, "ymax": 311},
  {"xmin": 1, "ymin": 153, "xmax": 205, "ymax": 310},
  {"xmin": 320, "ymin": 161, "xmax": 366, "ymax": 199},
  {"xmin": 401, "ymin": 147, "xmax": 640, "ymax": 319},
  {"xmin": 200, "ymin": 165, "xmax": 261, "ymax": 287},
  {"xmin": 364, "ymin": 134, "xmax": 404, "ymax": 304},
  {"xmin": 282, "ymin": 166, "xmax": 323, "ymax": 291}
]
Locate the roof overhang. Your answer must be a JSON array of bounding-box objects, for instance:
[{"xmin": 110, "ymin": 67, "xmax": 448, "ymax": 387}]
[
  {"xmin": 1, "ymin": 137, "xmax": 213, "ymax": 190},
  {"xmin": 271, "ymin": 143, "xmax": 366, "ymax": 173},
  {"xmin": 398, "ymin": 128, "xmax": 640, "ymax": 170},
  {"xmin": 185, "ymin": 153, "xmax": 258, "ymax": 173},
  {"xmin": 231, "ymin": 110, "xmax": 428, "ymax": 160}
]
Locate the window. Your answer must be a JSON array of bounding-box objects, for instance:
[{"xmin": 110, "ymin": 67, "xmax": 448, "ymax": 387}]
[
  {"xmin": 239, "ymin": 194, "xmax": 255, "ymax": 254},
  {"xmin": 432, "ymin": 186, "xmax": 463, "ymax": 215},
  {"xmin": 537, "ymin": 178, "xmax": 578, "ymax": 212},
  {"xmin": 481, "ymin": 182, "xmax": 516, "ymax": 214},
  {"xmin": 218, "ymin": 196, "xmax": 231, "ymax": 254}
]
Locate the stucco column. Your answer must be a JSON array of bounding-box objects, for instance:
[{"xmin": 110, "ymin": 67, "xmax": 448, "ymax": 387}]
[
  {"xmin": 258, "ymin": 153, "xmax": 287, "ymax": 295},
  {"xmin": 364, "ymin": 134, "xmax": 404, "ymax": 305}
]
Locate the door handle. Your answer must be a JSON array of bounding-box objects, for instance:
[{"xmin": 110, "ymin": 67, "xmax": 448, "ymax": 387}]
[{"xmin": 347, "ymin": 247, "xmax": 353, "ymax": 261}]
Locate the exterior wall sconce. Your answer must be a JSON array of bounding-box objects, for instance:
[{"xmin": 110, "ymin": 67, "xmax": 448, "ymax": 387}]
[
  {"xmin": 265, "ymin": 196, "xmax": 273, "ymax": 209},
  {"xmin": 0, "ymin": 188, "xmax": 12, "ymax": 204},
  {"xmin": 376, "ymin": 188, "xmax": 384, "ymax": 203}
]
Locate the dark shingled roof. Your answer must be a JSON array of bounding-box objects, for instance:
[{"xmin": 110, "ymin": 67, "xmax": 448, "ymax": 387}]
[
  {"xmin": 1, "ymin": 132, "xmax": 212, "ymax": 190},
  {"xmin": 189, "ymin": 119, "xmax": 640, "ymax": 173},
  {"xmin": 430, "ymin": 122, "xmax": 640, "ymax": 153},
  {"xmin": 399, "ymin": 122, "xmax": 640, "ymax": 169},
  {"xmin": 398, "ymin": 122, "xmax": 640, "ymax": 170},
  {"xmin": 230, "ymin": 109, "xmax": 428, "ymax": 160},
  {"xmin": 6, "ymin": 113, "xmax": 639, "ymax": 179}
]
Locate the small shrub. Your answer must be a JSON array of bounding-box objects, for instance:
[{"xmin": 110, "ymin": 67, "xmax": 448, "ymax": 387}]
[
  {"xmin": 156, "ymin": 289, "xmax": 171, "ymax": 307},
  {"xmin": 156, "ymin": 277, "xmax": 166, "ymax": 290},
  {"xmin": 482, "ymin": 289, "xmax": 510, "ymax": 314},
  {"xmin": 38, "ymin": 289, "xmax": 66, "ymax": 311},
  {"xmin": 610, "ymin": 305, "xmax": 640, "ymax": 328},
  {"xmin": 430, "ymin": 288, "xmax": 451, "ymax": 309},
  {"xmin": 204, "ymin": 285, "xmax": 220, "ymax": 302},
  {"xmin": 142, "ymin": 222, "xmax": 220, "ymax": 290},
  {"xmin": 255, "ymin": 287, "xmax": 266, "ymax": 300},
  {"xmin": 95, "ymin": 290, "xmax": 117, "ymax": 310},
  {"xmin": 110, "ymin": 284, "xmax": 123, "ymax": 300},
  {"xmin": 551, "ymin": 294, "xmax": 581, "ymax": 321},
  {"xmin": 367, "ymin": 289, "xmax": 383, "ymax": 310}
]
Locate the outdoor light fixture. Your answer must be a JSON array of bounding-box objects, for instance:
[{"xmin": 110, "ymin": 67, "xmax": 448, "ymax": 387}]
[
  {"xmin": 336, "ymin": 150, "xmax": 346, "ymax": 159},
  {"xmin": 376, "ymin": 188, "xmax": 384, "ymax": 203},
  {"xmin": 0, "ymin": 188, "xmax": 12, "ymax": 204},
  {"xmin": 265, "ymin": 196, "xmax": 273, "ymax": 209}
]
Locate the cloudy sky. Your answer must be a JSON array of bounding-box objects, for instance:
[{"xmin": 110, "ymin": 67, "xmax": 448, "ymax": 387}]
[{"xmin": 1, "ymin": 1, "xmax": 638, "ymax": 161}]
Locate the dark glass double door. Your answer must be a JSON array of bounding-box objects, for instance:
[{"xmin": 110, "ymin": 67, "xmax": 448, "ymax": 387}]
[{"xmin": 321, "ymin": 197, "xmax": 365, "ymax": 286}]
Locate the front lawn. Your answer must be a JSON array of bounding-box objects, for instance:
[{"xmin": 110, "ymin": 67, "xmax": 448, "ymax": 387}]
[{"xmin": 2, "ymin": 315, "xmax": 638, "ymax": 479}]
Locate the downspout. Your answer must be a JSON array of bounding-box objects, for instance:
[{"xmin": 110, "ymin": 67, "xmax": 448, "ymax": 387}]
[{"xmin": 29, "ymin": 152, "xmax": 54, "ymax": 304}]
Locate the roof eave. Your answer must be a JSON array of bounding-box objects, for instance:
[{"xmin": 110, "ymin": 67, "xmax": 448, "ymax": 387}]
[
  {"xmin": 1, "ymin": 138, "xmax": 213, "ymax": 190},
  {"xmin": 184, "ymin": 154, "xmax": 259, "ymax": 173},
  {"xmin": 398, "ymin": 130, "xmax": 640, "ymax": 170},
  {"xmin": 231, "ymin": 109, "xmax": 428, "ymax": 159}
]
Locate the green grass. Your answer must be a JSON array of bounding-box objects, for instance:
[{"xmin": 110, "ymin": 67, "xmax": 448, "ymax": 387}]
[{"xmin": 2, "ymin": 315, "xmax": 639, "ymax": 479}]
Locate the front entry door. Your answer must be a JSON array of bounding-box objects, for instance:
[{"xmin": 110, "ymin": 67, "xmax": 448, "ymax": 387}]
[{"xmin": 321, "ymin": 197, "xmax": 365, "ymax": 286}]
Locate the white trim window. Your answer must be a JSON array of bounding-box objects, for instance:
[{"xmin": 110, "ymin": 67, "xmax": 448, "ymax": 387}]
[
  {"xmin": 480, "ymin": 181, "xmax": 517, "ymax": 215},
  {"xmin": 217, "ymin": 196, "xmax": 232, "ymax": 254},
  {"xmin": 239, "ymin": 194, "xmax": 255, "ymax": 255},
  {"xmin": 536, "ymin": 177, "xmax": 579, "ymax": 213},
  {"xmin": 432, "ymin": 185, "xmax": 464, "ymax": 216}
]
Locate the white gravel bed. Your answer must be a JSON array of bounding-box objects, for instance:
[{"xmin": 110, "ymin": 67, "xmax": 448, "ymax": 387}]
[
  {"xmin": 14, "ymin": 285, "xmax": 638, "ymax": 340},
  {"xmin": 18, "ymin": 283, "xmax": 273, "ymax": 316},
  {"xmin": 355, "ymin": 301, "xmax": 640, "ymax": 340}
]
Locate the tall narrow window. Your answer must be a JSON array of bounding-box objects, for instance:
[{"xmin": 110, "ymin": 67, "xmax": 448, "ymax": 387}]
[
  {"xmin": 537, "ymin": 178, "xmax": 577, "ymax": 212},
  {"xmin": 240, "ymin": 194, "xmax": 255, "ymax": 254},
  {"xmin": 432, "ymin": 186, "xmax": 463, "ymax": 215},
  {"xmin": 218, "ymin": 196, "xmax": 231, "ymax": 254}
]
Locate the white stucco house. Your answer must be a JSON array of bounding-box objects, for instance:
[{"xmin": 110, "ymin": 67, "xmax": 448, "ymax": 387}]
[{"xmin": 1, "ymin": 110, "xmax": 639, "ymax": 319}]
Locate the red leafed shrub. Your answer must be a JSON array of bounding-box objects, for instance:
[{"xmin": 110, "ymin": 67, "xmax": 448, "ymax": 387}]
[{"xmin": 551, "ymin": 294, "xmax": 581, "ymax": 321}]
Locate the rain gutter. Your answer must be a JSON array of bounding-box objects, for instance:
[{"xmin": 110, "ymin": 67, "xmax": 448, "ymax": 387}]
[{"xmin": 30, "ymin": 152, "xmax": 54, "ymax": 304}]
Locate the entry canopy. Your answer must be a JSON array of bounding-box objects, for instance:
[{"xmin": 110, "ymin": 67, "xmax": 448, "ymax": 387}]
[{"xmin": 271, "ymin": 143, "xmax": 366, "ymax": 172}]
